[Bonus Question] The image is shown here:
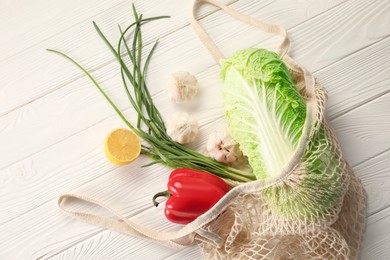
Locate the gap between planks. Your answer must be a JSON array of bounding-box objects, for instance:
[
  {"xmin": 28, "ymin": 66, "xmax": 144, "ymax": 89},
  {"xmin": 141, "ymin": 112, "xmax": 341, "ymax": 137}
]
[
  {"xmin": 0, "ymin": 0, "xmax": 362, "ymax": 171},
  {"xmin": 320, "ymin": 35, "xmax": 390, "ymax": 121},
  {"xmin": 6, "ymin": 101, "xmax": 390, "ymax": 257},
  {"xmin": 39, "ymin": 145, "xmax": 390, "ymax": 259},
  {"xmin": 0, "ymin": 0, "xmax": 240, "ymax": 118},
  {"xmin": 2, "ymin": 0, "xmax": 386, "ymax": 258},
  {"xmin": 0, "ymin": 0, "xmax": 388, "ymax": 227},
  {"xmin": 1, "ymin": 0, "xmax": 127, "ymax": 63},
  {"xmin": 1, "ymin": 31, "xmax": 387, "ymax": 173}
]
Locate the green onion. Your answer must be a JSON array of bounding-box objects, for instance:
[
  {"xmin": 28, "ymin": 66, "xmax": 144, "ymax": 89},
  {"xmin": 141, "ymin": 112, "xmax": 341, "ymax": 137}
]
[{"xmin": 47, "ymin": 4, "xmax": 255, "ymax": 183}]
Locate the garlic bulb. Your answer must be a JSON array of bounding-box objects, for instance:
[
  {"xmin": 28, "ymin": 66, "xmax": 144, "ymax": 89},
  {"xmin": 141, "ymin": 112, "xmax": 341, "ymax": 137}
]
[
  {"xmin": 166, "ymin": 71, "xmax": 198, "ymax": 103},
  {"xmin": 206, "ymin": 129, "xmax": 243, "ymax": 164},
  {"xmin": 166, "ymin": 112, "xmax": 198, "ymax": 144}
]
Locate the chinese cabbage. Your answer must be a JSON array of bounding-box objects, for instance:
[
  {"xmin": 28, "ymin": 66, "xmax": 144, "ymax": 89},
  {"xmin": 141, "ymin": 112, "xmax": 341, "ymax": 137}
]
[{"xmin": 220, "ymin": 48, "xmax": 306, "ymax": 180}]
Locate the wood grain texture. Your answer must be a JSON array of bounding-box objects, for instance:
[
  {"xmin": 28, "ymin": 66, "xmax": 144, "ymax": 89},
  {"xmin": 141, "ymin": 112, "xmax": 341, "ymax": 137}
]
[
  {"xmin": 38, "ymin": 89, "xmax": 390, "ymax": 260},
  {"xmin": 3, "ymin": 29, "xmax": 388, "ymax": 230},
  {"xmin": 354, "ymin": 149, "xmax": 390, "ymax": 216},
  {"xmin": 318, "ymin": 36, "xmax": 390, "ymax": 120},
  {"xmin": 333, "ymin": 92, "xmax": 390, "ymax": 167},
  {"xmin": 360, "ymin": 207, "xmax": 390, "ymax": 260},
  {"xmin": 0, "ymin": 0, "xmax": 265, "ymax": 167},
  {"xmin": 0, "ymin": 0, "xmax": 124, "ymax": 60},
  {"xmin": 47, "ymin": 232, "xmax": 191, "ymax": 260},
  {"xmin": 0, "ymin": 0, "xmax": 238, "ymax": 116},
  {"xmin": 1, "ymin": 0, "xmax": 390, "ymax": 259},
  {"xmin": 288, "ymin": 0, "xmax": 390, "ymax": 70},
  {"xmin": 4, "ymin": 0, "xmax": 376, "ymax": 170}
]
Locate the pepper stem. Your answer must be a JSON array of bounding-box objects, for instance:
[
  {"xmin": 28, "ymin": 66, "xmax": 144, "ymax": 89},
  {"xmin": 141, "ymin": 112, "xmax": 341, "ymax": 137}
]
[{"xmin": 152, "ymin": 190, "xmax": 171, "ymax": 207}]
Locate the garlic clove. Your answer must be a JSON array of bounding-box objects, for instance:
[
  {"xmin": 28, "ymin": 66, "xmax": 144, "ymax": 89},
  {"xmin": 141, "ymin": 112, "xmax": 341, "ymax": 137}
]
[
  {"xmin": 165, "ymin": 71, "xmax": 198, "ymax": 104},
  {"xmin": 206, "ymin": 128, "xmax": 243, "ymax": 164},
  {"xmin": 166, "ymin": 112, "xmax": 198, "ymax": 144}
]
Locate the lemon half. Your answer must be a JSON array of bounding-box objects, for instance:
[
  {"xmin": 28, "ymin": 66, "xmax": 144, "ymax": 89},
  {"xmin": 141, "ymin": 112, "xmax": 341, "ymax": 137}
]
[{"xmin": 104, "ymin": 128, "xmax": 141, "ymax": 165}]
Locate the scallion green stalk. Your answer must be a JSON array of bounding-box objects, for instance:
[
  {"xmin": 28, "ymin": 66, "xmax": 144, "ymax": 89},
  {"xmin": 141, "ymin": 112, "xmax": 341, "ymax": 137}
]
[{"xmin": 48, "ymin": 4, "xmax": 256, "ymax": 183}]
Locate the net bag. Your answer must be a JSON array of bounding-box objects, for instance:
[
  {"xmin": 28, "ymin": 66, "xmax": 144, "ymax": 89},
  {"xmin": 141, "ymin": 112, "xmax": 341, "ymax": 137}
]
[
  {"xmin": 190, "ymin": 58, "xmax": 366, "ymax": 260},
  {"xmin": 188, "ymin": 1, "xmax": 366, "ymax": 258},
  {"xmin": 58, "ymin": 0, "xmax": 366, "ymax": 259}
]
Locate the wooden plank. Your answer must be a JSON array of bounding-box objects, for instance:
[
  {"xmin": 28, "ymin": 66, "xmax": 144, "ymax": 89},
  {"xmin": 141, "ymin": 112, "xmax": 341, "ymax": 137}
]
[
  {"xmin": 2, "ymin": 80, "xmax": 389, "ymax": 259},
  {"xmin": 360, "ymin": 207, "xmax": 390, "ymax": 260},
  {"xmin": 0, "ymin": 203, "xmax": 179, "ymax": 259},
  {"xmin": 287, "ymin": 0, "xmax": 390, "ymax": 71},
  {"xmin": 0, "ymin": 65, "xmax": 224, "ymax": 226},
  {"xmin": 1, "ymin": 0, "xmax": 277, "ymax": 168},
  {"xmin": 48, "ymin": 230, "xmax": 202, "ymax": 260},
  {"xmin": 0, "ymin": 0, "xmax": 123, "ymax": 61},
  {"xmin": 0, "ymin": 66, "xmax": 230, "ymax": 258},
  {"xmin": 2, "ymin": 0, "xmax": 388, "ymax": 174},
  {"xmin": 163, "ymin": 247, "xmax": 203, "ymax": 260},
  {"xmin": 0, "ymin": 0, "xmax": 236, "ymax": 61},
  {"xmin": 44, "ymin": 91, "xmax": 390, "ymax": 259},
  {"xmin": 1, "ymin": 0, "xmax": 388, "ymax": 258},
  {"xmin": 47, "ymin": 232, "xmax": 191, "ymax": 260},
  {"xmin": 43, "ymin": 75, "xmax": 390, "ymax": 259},
  {"xmin": 354, "ymin": 149, "xmax": 390, "ymax": 216},
  {"xmin": 5, "ymin": 0, "xmax": 377, "ymax": 170},
  {"xmin": 332, "ymin": 92, "xmax": 390, "ymax": 167},
  {"xmin": 0, "ymin": 0, "xmax": 239, "ymax": 116},
  {"xmin": 1, "ymin": 0, "xmax": 352, "ymax": 119},
  {"xmin": 318, "ymin": 37, "xmax": 390, "ymax": 120},
  {"xmin": 41, "ymin": 95, "xmax": 390, "ymax": 259},
  {"xmin": 39, "ymin": 200, "xmax": 199, "ymax": 259}
]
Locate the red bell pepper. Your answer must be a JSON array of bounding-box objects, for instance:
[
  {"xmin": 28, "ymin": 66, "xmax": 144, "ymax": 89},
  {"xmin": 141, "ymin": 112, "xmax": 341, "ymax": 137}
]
[{"xmin": 153, "ymin": 168, "xmax": 230, "ymax": 224}]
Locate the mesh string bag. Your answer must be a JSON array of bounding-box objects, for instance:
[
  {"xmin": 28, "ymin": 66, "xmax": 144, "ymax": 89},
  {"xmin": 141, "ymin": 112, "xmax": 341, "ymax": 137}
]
[
  {"xmin": 58, "ymin": 0, "xmax": 366, "ymax": 259},
  {"xmin": 192, "ymin": 63, "xmax": 366, "ymax": 260},
  {"xmin": 188, "ymin": 1, "xmax": 366, "ymax": 259}
]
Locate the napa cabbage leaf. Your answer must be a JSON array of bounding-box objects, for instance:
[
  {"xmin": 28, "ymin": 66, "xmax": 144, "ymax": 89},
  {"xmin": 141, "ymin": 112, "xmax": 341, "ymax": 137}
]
[
  {"xmin": 220, "ymin": 48, "xmax": 306, "ymax": 180},
  {"xmin": 220, "ymin": 48, "xmax": 344, "ymax": 219}
]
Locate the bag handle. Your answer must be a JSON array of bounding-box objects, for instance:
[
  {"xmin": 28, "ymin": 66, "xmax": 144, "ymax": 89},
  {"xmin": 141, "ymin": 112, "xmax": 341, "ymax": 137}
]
[
  {"xmin": 58, "ymin": 1, "xmax": 317, "ymax": 249},
  {"xmin": 190, "ymin": 0, "xmax": 290, "ymax": 62},
  {"xmin": 190, "ymin": 0, "xmax": 316, "ymax": 101},
  {"xmin": 58, "ymin": 194, "xmax": 197, "ymax": 249}
]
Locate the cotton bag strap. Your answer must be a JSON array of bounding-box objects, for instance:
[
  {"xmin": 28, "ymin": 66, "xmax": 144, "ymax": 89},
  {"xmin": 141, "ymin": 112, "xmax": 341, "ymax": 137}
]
[
  {"xmin": 58, "ymin": 0, "xmax": 316, "ymax": 249},
  {"xmin": 190, "ymin": 0, "xmax": 290, "ymax": 62},
  {"xmin": 58, "ymin": 194, "xmax": 199, "ymax": 248},
  {"xmin": 58, "ymin": 188, "xmax": 251, "ymax": 248},
  {"xmin": 190, "ymin": 0, "xmax": 315, "ymax": 98}
]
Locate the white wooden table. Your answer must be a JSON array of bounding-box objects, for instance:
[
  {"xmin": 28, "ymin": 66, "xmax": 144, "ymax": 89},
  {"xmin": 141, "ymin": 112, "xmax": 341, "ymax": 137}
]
[{"xmin": 1, "ymin": 0, "xmax": 389, "ymax": 259}]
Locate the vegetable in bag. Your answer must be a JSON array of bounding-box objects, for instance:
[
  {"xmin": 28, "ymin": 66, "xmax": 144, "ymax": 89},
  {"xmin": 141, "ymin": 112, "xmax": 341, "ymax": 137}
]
[
  {"xmin": 220, "ymin": 48, "xmax": 343, "ymax": 218},
  {"xmin": 220, "ymin": 48, "xmax": 306, "ymax": 180},
  {"xmin": 53, "ymin": 2, "xmax": 365, "ymax": 258}
]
